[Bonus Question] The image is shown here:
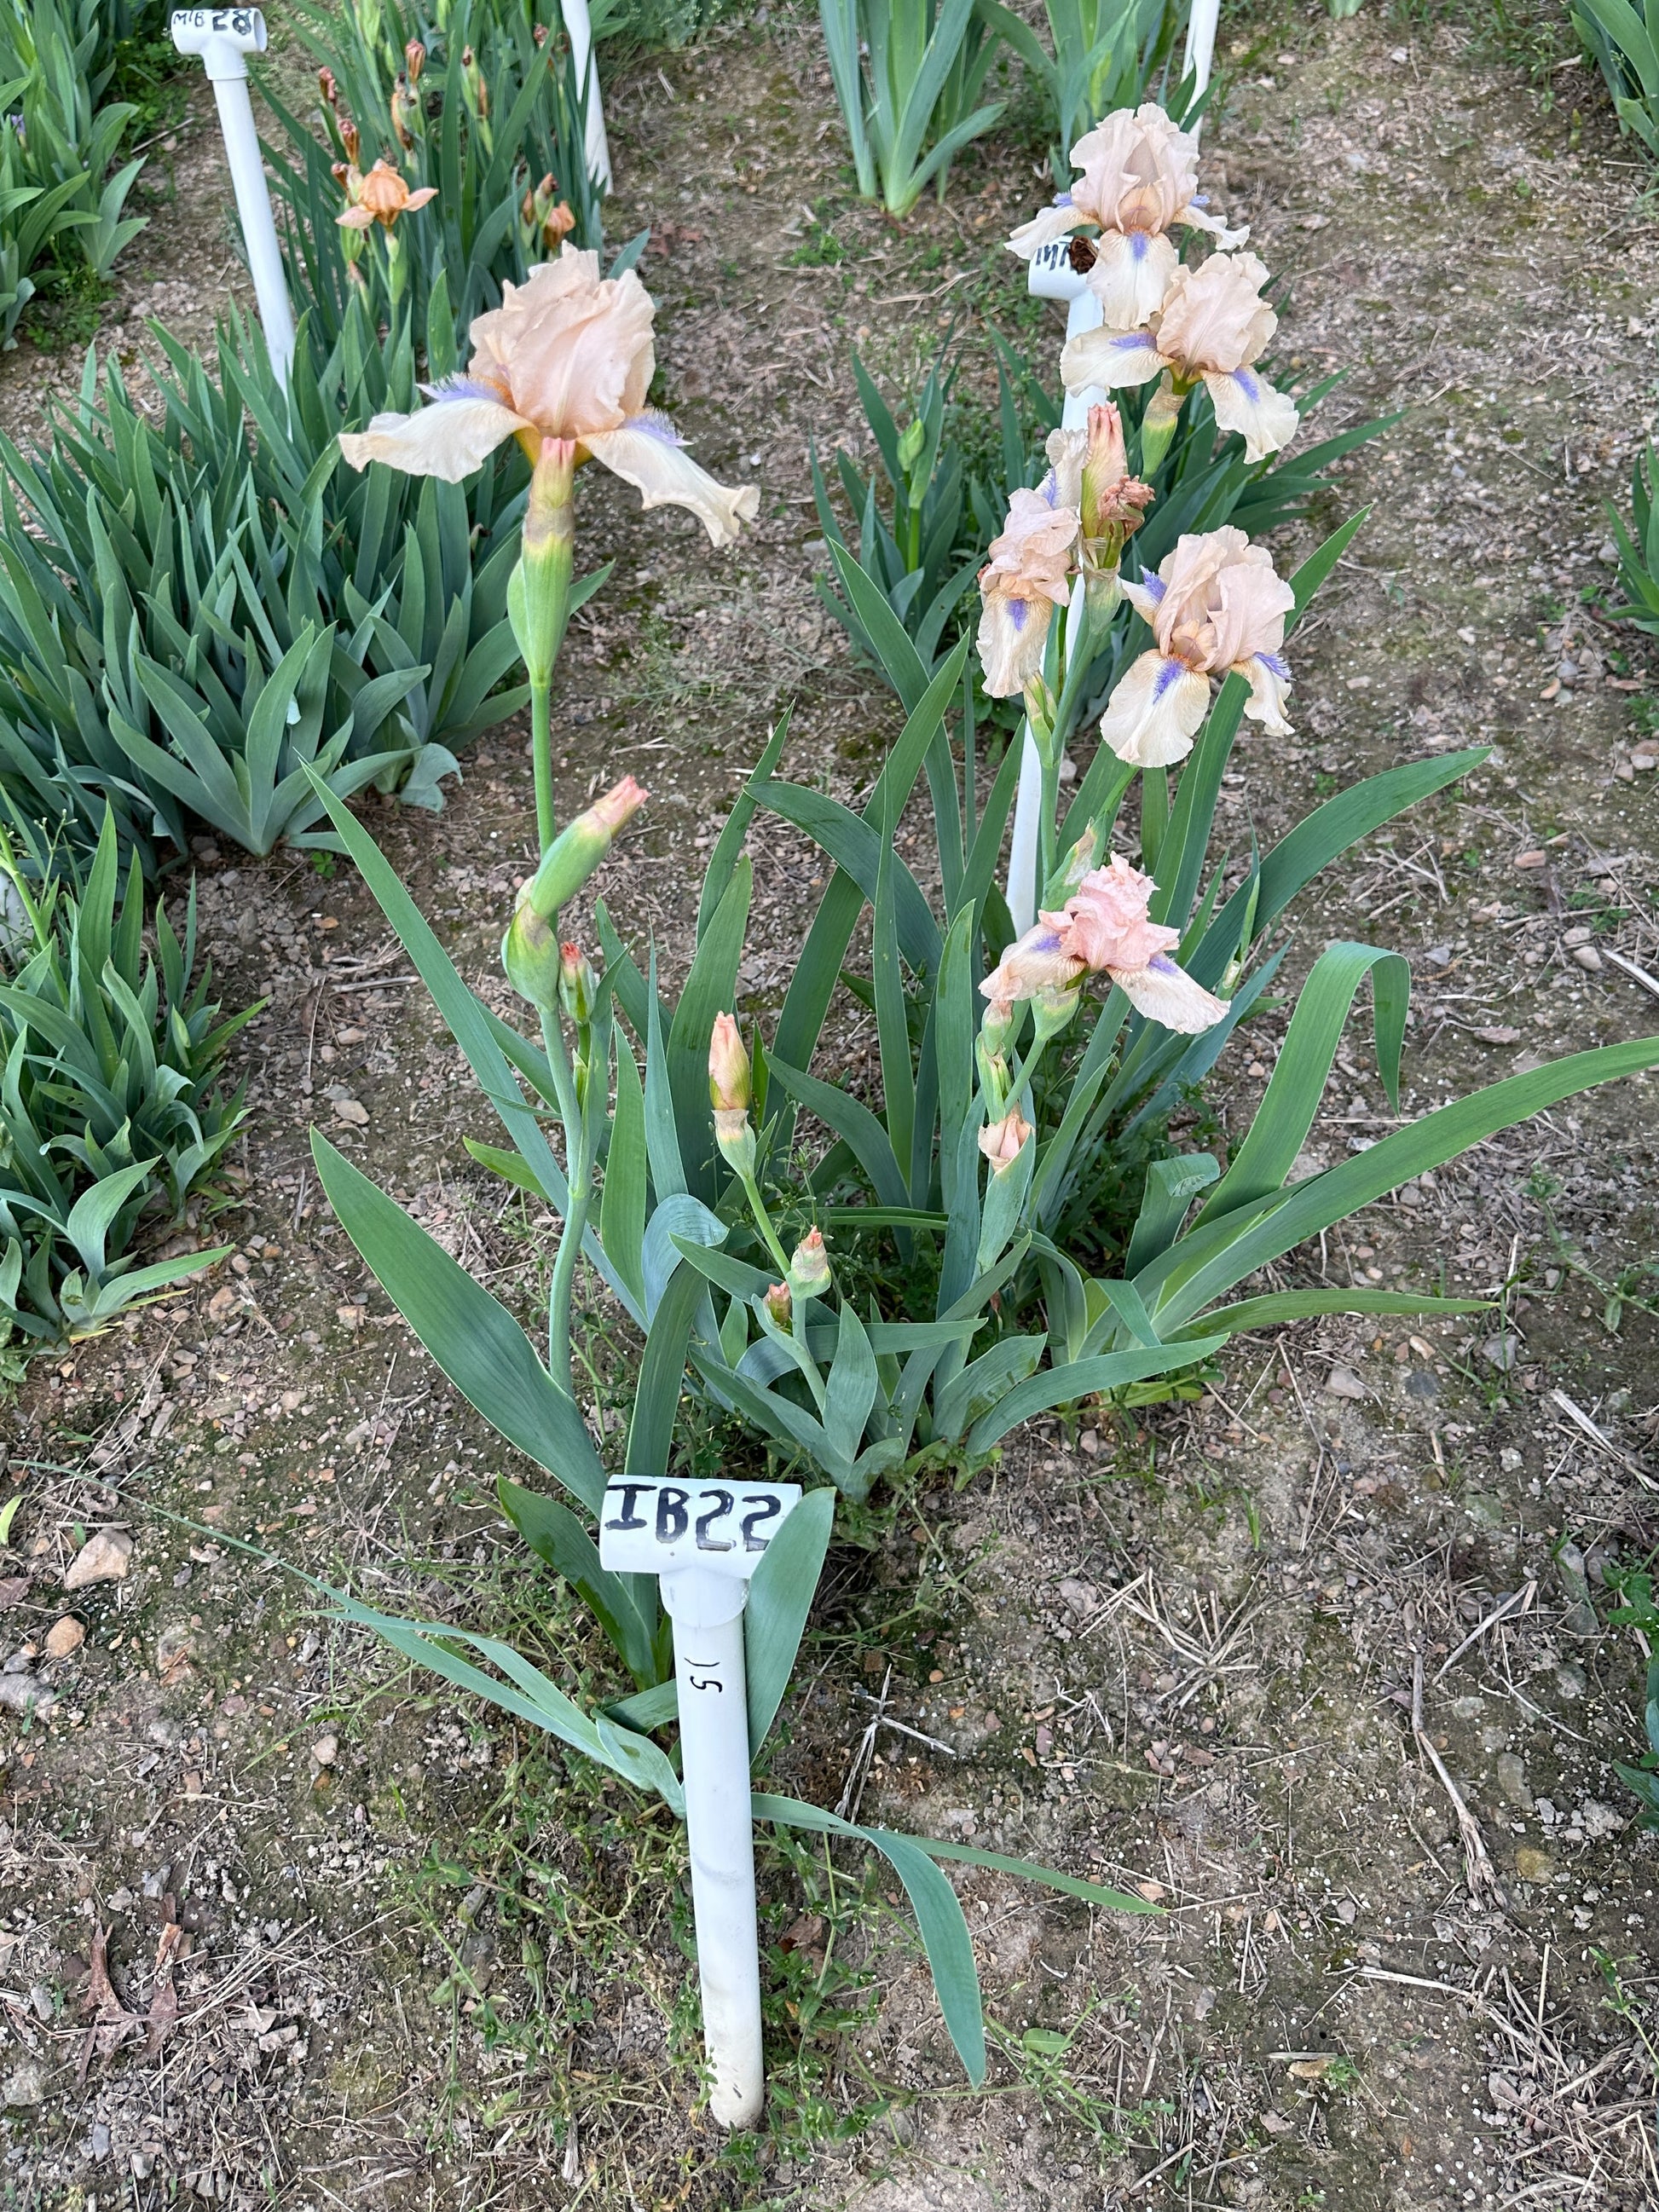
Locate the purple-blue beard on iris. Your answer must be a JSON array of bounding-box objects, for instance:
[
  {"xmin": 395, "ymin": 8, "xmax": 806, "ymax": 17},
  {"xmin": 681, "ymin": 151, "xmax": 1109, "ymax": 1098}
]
[
  {"xmin": 1129, "ymin": 231, "xmax": 1147, "ymax": 261},
  {"xmin": 1256, "ymin": 650, "xmax": 1290, "ymax": 679},
  {"xmin": 1230, "ymin": 367, "xmax": 1260, "ymax": 401},
  {"xmin": 1151, "ymin": 656, "xmax": 1184, "ymax": 700},
  {"xmin": 1141, "ymin": 575, "xmax": 1167, "ymax": 604},
  {"xmin": 423, "ymin": 374, "xmax": 505, "ymax": 402},
  {"xmin": 629, "ymin": 407, "xmax": 686, "ymax": 447},
  {"xmin": 1147, "ymin": 953, "xmax": 1178, "ymax": 974},
  {"xmin": 1009, "ymin": 599, "xmax": 1028, "ymax": 632}
]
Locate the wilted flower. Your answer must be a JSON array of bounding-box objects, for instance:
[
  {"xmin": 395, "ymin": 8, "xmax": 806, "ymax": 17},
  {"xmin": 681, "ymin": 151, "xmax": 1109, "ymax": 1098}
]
[
  {"xmin": 1079, "ymin": 402, "xmax": 1153, "ymax": 552},
  {"xmin": 1062, "ymin": 251, "xmax": 1299, "ymax": 465},
  {"xmin": 337, "ymin": 157, "xmax": 437, "ymax": 232},
  {"xmin": 1008, "ymin": 104, "xmax": 1245, "ymax": 330},
  {"xmin": 391, "ymin": 73, "xmax": 418, "ymax": 149},
  {"xmin": 975, "ymin": 459, "xmax": 1080, "ymax": 699},
  {"xmin": 522, "ymin": 172, "xmax": 576, "ymax": 255},
  {"xmin": 338, "ymin": 248, "xmax": 758, "ymax": 546},
  {"xmin": 1099, "ymin": 527, "xmax": 1293, "ymax": 767},
  {"xmin": 788, "ymin": 1228, "xmax": 832, "ymax": 1299},
  {"xmin": 980, "ymin": 853, "xmax": 1226, "ymax": 1034},
  {"xmin": 979, "ymin": 1107, "xmax": 1033, "ymax": 1171}
]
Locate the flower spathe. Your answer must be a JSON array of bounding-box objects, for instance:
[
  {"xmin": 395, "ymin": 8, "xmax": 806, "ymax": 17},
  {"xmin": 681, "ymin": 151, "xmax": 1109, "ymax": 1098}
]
[
  {"xmin": 975, "ymin": 440, "xmax": 1082, "ymax": 698},
  {"xmin": 1007, "ymin": 104, "xmax": 1245, "ymax": 331},
  {"xmin": 1098, "ymin": 527, "xmax": 1294, "ymax": 767},
  {"xmin": 980, "ymin": 855, "xmax": 1227, "ymax": 1034},
  {"xmin": 1061, "ymin": 251, "xmax": 1299, "ymax": 465},
  {"xmin": 338, "ymin": 247, "xmax": 760, "ymax": 546}
]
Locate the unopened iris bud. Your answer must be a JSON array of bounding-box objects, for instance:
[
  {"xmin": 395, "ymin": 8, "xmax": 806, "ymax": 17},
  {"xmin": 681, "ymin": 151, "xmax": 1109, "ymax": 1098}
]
[
  {"xmin": 764, "ymin": 1281, "xmax": 791, "ymax": 1327},
  {"xmin": 1042, "ymin": 823, "xmax": 1102, "ymax": 910},
  {"xmin": 788, "ymin": 1228, "xmax": 831, "ymax": 1300},
  {"xmin": 979, "ymin": 1107, "xmax": 1033, "ymax": 1173},
  {"xmin": 558, "ymin": 940, "xmax": 598, "ymax": 1025},
  {"xmin": 980, "ymin": 995, "xmax": 1016, "ymax": 1056},
  {"xmin": 405, "ymin": 38, "xmax": 425, "ymax": 81},
  {"xmin": 517, "ymin": 775, "xmax": 647, "ymax": 922},
  {"xmin": 708, "ymin": 1011, "xmax": 750, "ymax": 1114},
  {"xmin": 503, "ymin": 904, "xmax": 561, "ymax": 1012},
  {"xmin": 318, "ymin": 66, "xmax": 339, "ymax": 108}
]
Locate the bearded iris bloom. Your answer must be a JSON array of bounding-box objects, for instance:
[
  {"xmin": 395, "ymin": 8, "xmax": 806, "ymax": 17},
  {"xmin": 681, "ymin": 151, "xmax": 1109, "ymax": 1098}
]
[
  {"xmin": 1098, "ymin": 528, "xmax": 1294, "ymax": 768},
  {"xmin": 1008, "ymin": 104, "xmax": 1246, "ymax": 332}
]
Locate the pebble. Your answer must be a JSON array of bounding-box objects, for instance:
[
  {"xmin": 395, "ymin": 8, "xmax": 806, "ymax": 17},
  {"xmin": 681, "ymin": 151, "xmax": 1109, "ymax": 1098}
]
[
  {"xmin": 64, "ymin": 1528, "xmax": 133, "ymax": 1590},
  {"xmin": 1325, "ymin": 1365, "xmax": 1367, "ymax": 1399},
  {"xmin": 311, "ymin": 1733, "xmax": 338, "ymax": 1767},
  {"xmin": 0, "ymin": 1672, "xmax": 53, "ymax": 1715},
  {"xmin": 2, "ymin": 2058, "xmax": 49, "ymax": 2107},
  {"xmin": 1570, "ymin": 944, "xmax": 1602, "ymax": 972},
  {"xmin": 1496, "ymin": 1752, "xmax": 1531, "ymax": 1809},
  {"xmin": 1514, "ymin": 1845, "xmax": 1554, "ymax": 1883},
  {"xmin": 43, "ymin": 1616, "xmax": 85, "ymax": 1659}
]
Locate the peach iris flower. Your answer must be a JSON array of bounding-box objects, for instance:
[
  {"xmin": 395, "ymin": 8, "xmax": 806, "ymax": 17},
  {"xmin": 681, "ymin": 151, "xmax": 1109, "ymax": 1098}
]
[
  {"xmin": 1099, "ymin": 527, "xmax": 1294, "ymax": 768},
  {"xmin": 974, "ymin": 445, "xmax": 1082, "ymax": 699},
  {"xmin": 338, "ymin": 246, "xmax": 759, "ymax": 546},
  {"xmin": 980, "ymin": 855, "xmax": 1227, "ymax": 1034},
  {"xmin": 1061, "ymin": 251, "xmax": 1299, "ymax": 465},
  {"xmin": 338, "ymin": 157, "xmax": 437, "ymax": 230},
  {"xmin": 1008, "ymin": 104, "xmax": 1245, "ymax": 331}
]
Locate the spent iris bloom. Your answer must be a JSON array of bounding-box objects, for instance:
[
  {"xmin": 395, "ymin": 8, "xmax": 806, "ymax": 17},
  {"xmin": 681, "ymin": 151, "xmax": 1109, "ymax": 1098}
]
[
  {"xmin": 980, "ymin": 854, "xmax": 1227, "ymax": 1033},
  {"xmin": 338, "ymin": 246, "xmax": 759, "ymax": 546},
  {"xmin": 1007, "ymin": 104, "xmax": 1245, "ymax": 330},
  {"xmin": 1098, "ymin": 527, "xmax": 1294, "ymax": 767},
  {"xmin": 975, "ymin": 434, "xmax": 1084, "ymax": 699},
  {"xmin": 1061, "ymin": 251, "xmax": 1299, "ymax": 465}
]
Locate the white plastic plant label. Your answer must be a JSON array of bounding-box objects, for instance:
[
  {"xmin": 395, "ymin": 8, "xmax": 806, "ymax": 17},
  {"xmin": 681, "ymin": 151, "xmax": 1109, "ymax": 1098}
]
[
  {"xmin": 171, "ymin": 7, "xmax": 267, "ymax": 48},
  {"xmin": 598, "ymin": 1476, "xmax": 801, "ymax": 1578}
]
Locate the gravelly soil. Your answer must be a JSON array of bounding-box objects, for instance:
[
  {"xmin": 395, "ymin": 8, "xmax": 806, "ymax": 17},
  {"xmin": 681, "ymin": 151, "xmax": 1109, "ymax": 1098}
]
[{"xmin": 2, "ymin": 5, "xmax": 1657, "ymax": 2209}]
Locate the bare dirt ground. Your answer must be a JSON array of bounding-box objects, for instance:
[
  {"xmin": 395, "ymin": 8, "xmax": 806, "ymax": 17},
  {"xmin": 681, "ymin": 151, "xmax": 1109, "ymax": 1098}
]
[{"xmin": 3, "ymin": 4, "xmax": 1658, "ymax": 2209}]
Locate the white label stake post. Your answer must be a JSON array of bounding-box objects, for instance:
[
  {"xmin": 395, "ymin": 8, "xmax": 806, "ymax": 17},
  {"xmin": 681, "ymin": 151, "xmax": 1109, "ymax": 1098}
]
[
  {"xmin": 1006, "ymin": 239, "xmax": 1106, "ymax": 934},
  {"xmin": 599, "ymin": 1475, "xmax": 801, "ymax": 2130},
  {"xmin": 171, "ymin": 9, "xmax": 296, "ymax": 384}
]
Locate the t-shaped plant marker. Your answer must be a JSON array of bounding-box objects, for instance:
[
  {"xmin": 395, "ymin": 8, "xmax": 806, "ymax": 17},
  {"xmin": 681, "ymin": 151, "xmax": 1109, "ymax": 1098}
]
[
  {"xmin": 170, "ymin": 9, "xmax": 296, "ymax": 383},
  {"xmin": 599, "ymin": 1473, "xmax": 802, "ymax": 2128},
  {"xmin": 1006, "ymin": 238, "xmax": 1106, "ymax": 934}
]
